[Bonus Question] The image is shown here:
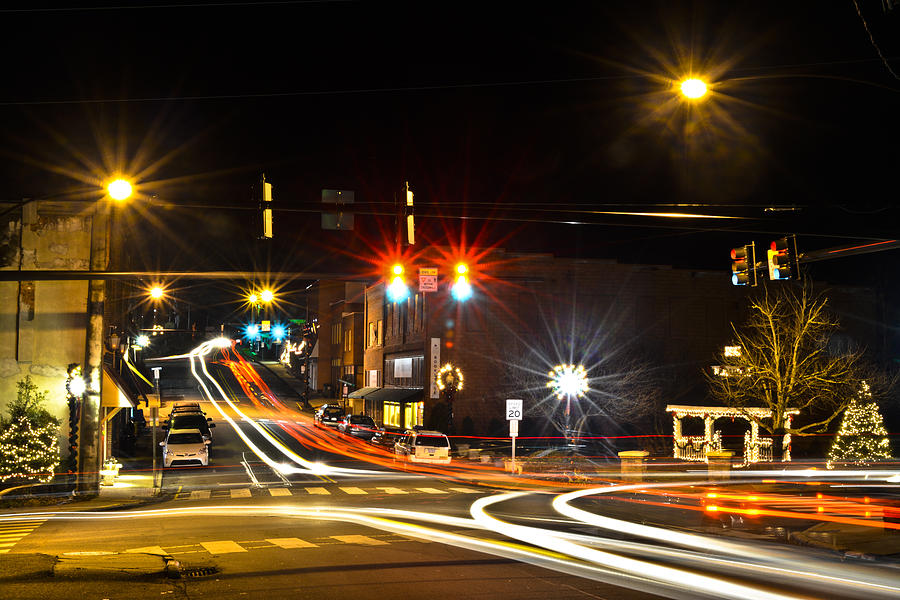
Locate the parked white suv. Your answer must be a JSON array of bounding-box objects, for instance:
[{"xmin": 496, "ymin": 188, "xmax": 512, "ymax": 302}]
[
  {"xmin": 160, "ymin": 428, "xmax": 210, "ymax": 467},
  {"xmin": 394, "ymin": 430, "xmax": 451, "ymax": 464}
]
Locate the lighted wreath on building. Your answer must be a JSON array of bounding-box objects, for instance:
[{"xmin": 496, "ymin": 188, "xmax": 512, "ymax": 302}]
[{"xmin": 436, "ymin": 363, "xmax": 464, "ymax": 395}]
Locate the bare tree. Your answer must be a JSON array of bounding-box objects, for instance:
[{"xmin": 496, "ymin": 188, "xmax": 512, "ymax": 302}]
[{"xmin": 706, "ymin": 284, "xmax": 869, "ymax": 458}]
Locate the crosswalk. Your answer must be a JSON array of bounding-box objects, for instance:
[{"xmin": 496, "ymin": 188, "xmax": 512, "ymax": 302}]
[
  {"xmin": 173, "ymin": 484, "xmax": 483, "ymax": 501},
  {"xmin": 0, "ymin": 519, "xmax": 46, "ymax": 554},
  {"xmin": 149, "ymin": 532, "xmax": 422, "ymax": 556}
]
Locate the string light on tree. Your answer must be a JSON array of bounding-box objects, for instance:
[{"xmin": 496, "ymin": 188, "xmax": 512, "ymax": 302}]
[
  {"xmin": 827, "ymin": 381, "xmax": 892, "ymax": 468},
  {"xmin": 0, "ymin": 419, "xmax": 61, "ymax": 483}
]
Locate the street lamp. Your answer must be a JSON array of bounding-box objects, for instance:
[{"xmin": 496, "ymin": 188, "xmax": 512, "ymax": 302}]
[
  {"xmin": 149, "ymin": 285, "xmax": 164, "ymax": 300},
  {"xmin": 547, "ymin": 364, "xmax": 588, "ymax": 445},
  {"xmin": 679, "ymin": 78, "xmax": 708, "ymax": 100},
  {"xmin": 260, "ymin": 288, "xmax": 275, "ymax": 304},
  {"xmin": 106, "ymin": 179, "xmax": 134, "ymax": 201}
]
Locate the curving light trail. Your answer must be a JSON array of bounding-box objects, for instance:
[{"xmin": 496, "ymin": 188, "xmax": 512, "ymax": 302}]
[{"xmin": 5, "ymin": 487, "xmax": 899, "ymax": 600}]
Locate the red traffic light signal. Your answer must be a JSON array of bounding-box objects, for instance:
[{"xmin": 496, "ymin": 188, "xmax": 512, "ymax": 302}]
[
  {"xmin": 730, "ymin": 243, "xmax": 756, "ymax": 286},
  {"xmin": 768, "ymin": 236, "xmax": 797, "ymax": 280}
]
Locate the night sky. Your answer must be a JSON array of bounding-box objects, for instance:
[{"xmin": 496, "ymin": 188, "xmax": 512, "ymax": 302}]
[{"xmin": 1, "ymin": 1, "xmax": 898, "ymax": 290}]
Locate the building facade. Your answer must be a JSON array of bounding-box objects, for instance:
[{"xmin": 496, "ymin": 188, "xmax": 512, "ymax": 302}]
[{"xmin": 358, "ymin": 247, "xmax": 885, "ymax": 438}]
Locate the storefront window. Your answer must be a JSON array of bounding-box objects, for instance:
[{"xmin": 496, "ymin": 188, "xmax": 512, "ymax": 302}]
[{"xmin": 384, "ymin": 402, "xmax": 401, "ymax": 427}]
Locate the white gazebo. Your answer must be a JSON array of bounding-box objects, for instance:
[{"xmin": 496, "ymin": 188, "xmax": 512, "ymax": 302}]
[{"xmin": 666, "ymin": 405, "xmax": 800, "ymax": 463}]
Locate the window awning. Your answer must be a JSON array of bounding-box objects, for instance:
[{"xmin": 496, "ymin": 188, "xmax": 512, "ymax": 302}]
[
  {"xmin": 366, "ymin": 387, "xmax": 423, "ymax": 404},
  {"xmin": 101, "ymin": 364, "xmax": 143, "ymax": 408},
  {"xmin": 348, "ymin": 386, "xmax": 380, "ymax": 399}
]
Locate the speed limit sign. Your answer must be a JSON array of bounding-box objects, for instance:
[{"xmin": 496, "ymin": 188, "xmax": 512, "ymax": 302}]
[{"xmin": 506, "ymin": 399, "xmax": 523, "ymax": 421}]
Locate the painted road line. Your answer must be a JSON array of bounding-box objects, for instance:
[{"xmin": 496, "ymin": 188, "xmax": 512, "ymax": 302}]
[
  {"xmin": 190, "ymin": 490, "xmax": 211, "ymax": 500},
  {"xmin": 339, "ymin": 487, "xmax": 367, "ymax": 495},
  {"xmin": 200, "ymin": 541, "xmax": 247, "ymax": 554},
  {"xmin": 231, "ymin": 488, "xmax": 252, "ymax": 498},
  {"xmin": 266, "ymin": 538, "xmax": 318, "ymax": 549},
  {"xmin": 268, "ymin": 488, "xmax": 292, "ymax": 497},
  {"xmin": 376, "ymin": 487, "xmax": 408, "ymax": 494},
  {"xmin": 125, "ymin": 546, "xmax": 169, "ymax": 555},
  {"xmin": 448, "ymin": 487, "xmax": 482, "ymax": 494},
  {"xmin": 415, "ymin": 488, "xmax": 446, "ymax": 494},
  {"xmin": 303, "ymin": 487, "xmax": 330, "ymax": 495},
  {"xmin": 331, "ymin": 535, "xmax": 389, "ymax": 546},
  {"xmin": 0, "ymin": 519, "xmax": 46, "ymax": 554}
]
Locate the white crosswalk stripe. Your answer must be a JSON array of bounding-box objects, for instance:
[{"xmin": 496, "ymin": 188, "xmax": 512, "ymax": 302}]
[
  {"xmin": 376, "ymin": 487, "xmax": 407, "ymax": 494},
  {"xmin": 339, "ymin": 487, "xmax": 367, "ymax": 495},
  {"xmin": 190, "ymin": 490, "xmax": 211, "ymax": 500},
  {"xmin": 267, "ymin": 537, "xmax": 318, "ymax": 548},
  {"xmin": 230, "ymin": 488, "xmax": 252, "ymax": 498},
  {"xmin": 415, "ymin": 488, "xmax": 447, "ymax": 494},
  {"xmin": 0, "ymin": 520, "xmax": 47, "ymax": 554},
  {"xmin": 331, "ymin": 535, "xmax": 388, "ymax": 546},
  {"xmin": 268, "ymin": 487, "xmax": 292, "ymax": 496},
  {"xmin": 200, "ymin": 540, "xmax": 247, "ymax": 554}
]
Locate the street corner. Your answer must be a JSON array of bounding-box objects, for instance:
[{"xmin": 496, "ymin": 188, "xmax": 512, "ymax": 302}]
[{"xmin": 53, "ymin": 551, "xmax": 178, "ymax": 579}]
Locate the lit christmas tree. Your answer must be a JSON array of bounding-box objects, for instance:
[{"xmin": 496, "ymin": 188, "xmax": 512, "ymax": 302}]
[
  {"xmin": 0, "ymin": 375, "xmax": 61, "ymax": 484},
  {"xmin": 827, "ymin": 381, "xmax": 892, "ymax": 468},
  {"xmin": 0, "ymin": 416, "xmax": 61, "ymax": 483}
]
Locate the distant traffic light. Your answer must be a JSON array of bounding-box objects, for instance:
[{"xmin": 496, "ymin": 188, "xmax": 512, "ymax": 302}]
[
  {"xmin": 730, "ymin": 243, "xmax": 757, "ymax": 286},
  {"xmin": 387, "ymin": 263, "xmax": 410, "ymax": 302},
  {"xmin": 451, "ymin": 263, "xmax": 473, "ymax": 301},
  {"xmin": 768, "ymin": 236, "xmax": 798, "ymax": 280}
]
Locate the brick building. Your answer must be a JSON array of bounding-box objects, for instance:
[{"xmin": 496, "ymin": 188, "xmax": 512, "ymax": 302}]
[{"xmin": 357, "ymin": 247, "xmax": 885, "ymax": 438}]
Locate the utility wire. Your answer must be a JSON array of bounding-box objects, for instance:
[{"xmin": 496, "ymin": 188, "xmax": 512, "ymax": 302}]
[{"xmin": 852, "ymin": 0, "xmax": 900, "ymax": 81}]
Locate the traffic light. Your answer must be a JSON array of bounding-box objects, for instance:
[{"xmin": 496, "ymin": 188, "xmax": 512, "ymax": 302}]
[
  {"xmin": 730, "ymin": 242, "xmax": 757, "ymax": 286},
  {"xmin": 257, "ymin": 173, "xmax": 273, "ymax": 239},
  {"xmin": 768, "ymin": 236, "xmax": 797, "ymax": 280},
  {"xmin": 387, "ymin": 263, "xmax": 410, "ymax": 302},
  {"xmin": 451, "ymin": 263, "xmax": 473, "ymax": 301}
]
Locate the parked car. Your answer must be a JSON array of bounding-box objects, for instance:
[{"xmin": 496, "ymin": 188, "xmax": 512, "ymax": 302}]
[
  {"xmin": 369, "ymin": 426, "xmax": 405, "ymax": 449},
  {"xmin": 165, "ymin": 413, "xmax": 216, "ymax": 441},
  {"xmin": 394, "ymin": 430, "xmax": 451, "ymax": 464},
  {"xmin": 170, "ymin": 402, "xmax": 205, "ymax": 417},
  {"xmin": 337, "ymin": 414, "xmax": 378, "ymax": 440},
  {"xmin": 159, "ymin": 428, "xmax": 210, "ymax": 467},
  {"xmin": 314, "ymin": 404, "xmax": 344, "ymax": 428}
]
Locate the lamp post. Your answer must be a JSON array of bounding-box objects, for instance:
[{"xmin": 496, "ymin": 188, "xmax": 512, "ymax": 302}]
[
  {"xmin": 547, "ymin": 364, "xmax": 588, "ymax": 446},
  {"xmin": 77, "ymin": 179, "xmax": 134, "ymax": 492}
]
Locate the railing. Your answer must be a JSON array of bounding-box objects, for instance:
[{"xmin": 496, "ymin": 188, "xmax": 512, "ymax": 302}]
[
  {"xmin": 674, "ymin": 432, "xmax": 722, "ymax": 462},
  {"xmin": 743, "ymin": 432, "xmax": 773, "ymax": 464}
]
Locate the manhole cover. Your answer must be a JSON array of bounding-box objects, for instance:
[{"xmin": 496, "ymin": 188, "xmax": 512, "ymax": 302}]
[{"xmin": 182, "ymin": 567, "xmax": 219, "ymax": 578}]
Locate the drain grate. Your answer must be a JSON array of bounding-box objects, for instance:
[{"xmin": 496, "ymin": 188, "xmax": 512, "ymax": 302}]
[{"xmin": 182, "ymin": 566, "xmax": 219, "ymax": 578}]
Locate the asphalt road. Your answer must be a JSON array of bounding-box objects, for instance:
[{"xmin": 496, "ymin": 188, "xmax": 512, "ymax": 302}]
[{"xmin": 4, "ymin": 347, "xmax": 900, "ymax": 600}]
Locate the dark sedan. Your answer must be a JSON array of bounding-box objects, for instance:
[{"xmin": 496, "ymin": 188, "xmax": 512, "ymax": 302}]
[{"xmin": 337, "ymin": 414, "xmax": 378, "ymax": 440}]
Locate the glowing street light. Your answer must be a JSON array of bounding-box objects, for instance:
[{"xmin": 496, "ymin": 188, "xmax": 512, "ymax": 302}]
[
  {"xmin": 135, "ymin": 334, "xmax": 151, "ymax": 348},
  {"xmin": 679, "ymin": 78, "xmax": 708, "ymax": 100},
  {"xmin": 387, "ymin": 264, "xmax": 409, "ymax": 302},
  {"xmin": 107, "ymin": 179, "xmax": 133, "ymax": 201},
  {"xmin": 260, "ymin": 288, "xmax": 275, "ymax": 304},
  {"xmin": 248, "ymin": 292, "xmax": 259, "ymax": 304},
  {"xmin": 451, "ymin": 263, "xmax": 473, "ymax": 302},
  {"xmin": 149, "ymin": 286, "xmax": 164, "ymax": 300},
  {"xmin": 547, "ymin": 364, "xmax": 588, "ymax": 445}
]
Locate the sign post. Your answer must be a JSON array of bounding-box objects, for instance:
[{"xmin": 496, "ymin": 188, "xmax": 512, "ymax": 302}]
[
  {"xmin": 150, "ymin": 367, "xmax": 162, "ymax": 491},
  {"xmin": 506, "ymin": 399, "xmax": 523, "ymax": 474}
]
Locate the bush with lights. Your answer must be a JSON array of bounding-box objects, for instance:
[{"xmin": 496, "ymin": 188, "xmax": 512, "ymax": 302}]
[
  {"xmin": 827, "ymin": 381, "xmax": 892, "ymax": 468},
  {"xmin": 0, "ymin": 376, "xmax": 61, "ymax": 484}
]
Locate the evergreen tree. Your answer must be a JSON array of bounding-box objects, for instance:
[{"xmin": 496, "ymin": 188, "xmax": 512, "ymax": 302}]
[
  {"xmin": 0, "ymin": 417, "xmax": 60, "ymax": 483},
  {"xmin": 0, "ymin": 376, "xmax": 61, "ymax": 484},
  {"xmin": 827, "ymin": 382, "xmax": 892, "ymax": 467}
]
